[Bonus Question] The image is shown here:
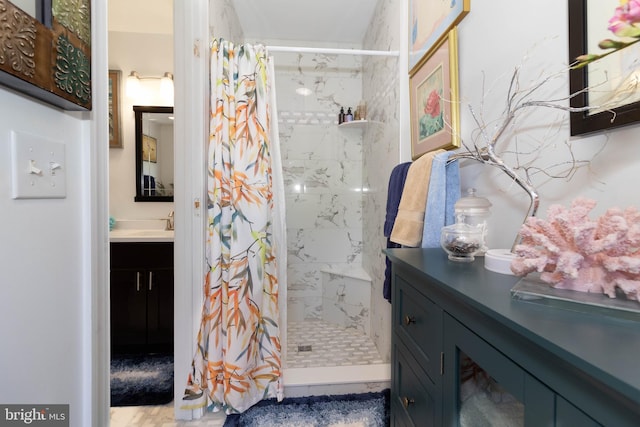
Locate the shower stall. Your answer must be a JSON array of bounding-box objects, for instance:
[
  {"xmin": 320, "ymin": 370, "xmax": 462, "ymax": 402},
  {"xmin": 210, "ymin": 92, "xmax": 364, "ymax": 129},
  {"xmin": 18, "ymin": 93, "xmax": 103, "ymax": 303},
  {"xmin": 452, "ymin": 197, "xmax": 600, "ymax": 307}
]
[
  {"xmin": 272, "ymin": 48, "xmax": 383, "ymax": 387},
  {"xmin": 267, "ymin": 43, "xmax": 399, "ymax": 394},
  {"xmin": 203, "ymin": 0, "xmax": 404, "ymax": 397}
]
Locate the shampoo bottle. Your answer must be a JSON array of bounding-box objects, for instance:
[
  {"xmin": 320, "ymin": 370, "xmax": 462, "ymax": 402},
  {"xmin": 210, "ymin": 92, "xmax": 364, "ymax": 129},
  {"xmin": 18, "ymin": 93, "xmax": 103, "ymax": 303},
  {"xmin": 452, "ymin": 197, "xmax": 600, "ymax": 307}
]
[{"xmin": 345, "ymin": 107, "xmax": 353, "ymax": 122}]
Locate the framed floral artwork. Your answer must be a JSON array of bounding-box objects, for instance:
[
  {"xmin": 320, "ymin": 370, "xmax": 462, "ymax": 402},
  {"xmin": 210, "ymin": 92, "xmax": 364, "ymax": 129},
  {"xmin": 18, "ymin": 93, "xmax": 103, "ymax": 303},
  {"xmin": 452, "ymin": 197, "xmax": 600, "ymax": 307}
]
[
  {"xmin": 109, "ymin": 70, "xmax": 123, "ymax": 148},
  {"xmin": 410, "ymin": 28, "xmax": 460, "ymax": 160},
  {"xmin": 409, "ymin": 0, "xmax": 469, "ymax": 74}
]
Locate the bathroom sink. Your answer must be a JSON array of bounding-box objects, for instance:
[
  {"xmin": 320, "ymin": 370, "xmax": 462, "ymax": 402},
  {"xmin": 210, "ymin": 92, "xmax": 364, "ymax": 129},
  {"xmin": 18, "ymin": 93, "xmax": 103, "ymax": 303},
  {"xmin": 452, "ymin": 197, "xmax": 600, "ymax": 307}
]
[{"xmin": 109, "ymin": 229, "xmax": 174, "ymax": 242}]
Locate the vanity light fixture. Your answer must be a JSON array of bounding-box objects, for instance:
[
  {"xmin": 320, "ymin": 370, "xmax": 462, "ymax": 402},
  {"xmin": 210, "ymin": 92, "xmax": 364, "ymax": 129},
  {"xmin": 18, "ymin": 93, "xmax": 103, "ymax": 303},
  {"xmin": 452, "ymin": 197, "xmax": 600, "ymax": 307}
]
[
  {"xmin": 126, "ymin": 71, "xmax": 174, "ymax": 100},
  {"xmin": 126, "ymin": 71, "xmax": 141, "ymax": 98}
]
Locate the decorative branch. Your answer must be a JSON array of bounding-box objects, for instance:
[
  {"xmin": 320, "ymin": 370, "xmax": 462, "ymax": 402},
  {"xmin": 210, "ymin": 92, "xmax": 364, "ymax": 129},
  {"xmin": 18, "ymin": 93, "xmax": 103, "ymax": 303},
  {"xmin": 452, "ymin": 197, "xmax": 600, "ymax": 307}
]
[{"xmin": 447, "ymin": 62, "xmax": 611, "ymax": 251}]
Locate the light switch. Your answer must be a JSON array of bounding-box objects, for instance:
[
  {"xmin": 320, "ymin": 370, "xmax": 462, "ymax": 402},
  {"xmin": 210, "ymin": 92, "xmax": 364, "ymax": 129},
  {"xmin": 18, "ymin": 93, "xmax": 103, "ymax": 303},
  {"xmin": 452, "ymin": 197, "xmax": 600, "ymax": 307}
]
[{"xmin": 10, "ymin": 130, "xmax": 66, "ymax": 199}]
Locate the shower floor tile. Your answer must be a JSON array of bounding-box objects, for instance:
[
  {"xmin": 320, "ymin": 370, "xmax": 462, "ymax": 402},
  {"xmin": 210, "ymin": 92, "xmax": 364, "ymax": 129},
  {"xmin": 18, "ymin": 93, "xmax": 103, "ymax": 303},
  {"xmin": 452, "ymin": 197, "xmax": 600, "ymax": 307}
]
[{"xmin": 286, "ymin": 321, "xmax": 384, "ymax": 368}]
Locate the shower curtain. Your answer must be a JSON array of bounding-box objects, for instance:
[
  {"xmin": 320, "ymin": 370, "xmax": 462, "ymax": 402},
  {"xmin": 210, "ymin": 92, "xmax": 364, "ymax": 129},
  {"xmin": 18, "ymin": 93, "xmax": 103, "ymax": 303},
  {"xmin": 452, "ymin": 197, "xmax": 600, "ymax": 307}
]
[{"xmin": 182, "ymin": 39, "xmax": 286, "ymax": 415}]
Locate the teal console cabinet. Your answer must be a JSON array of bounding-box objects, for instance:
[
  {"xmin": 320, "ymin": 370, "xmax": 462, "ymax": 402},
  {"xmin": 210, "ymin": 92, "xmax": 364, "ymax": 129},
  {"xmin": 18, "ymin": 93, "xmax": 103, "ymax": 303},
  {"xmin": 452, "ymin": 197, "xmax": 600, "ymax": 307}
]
[{"xmin": 386, "ymin": 248, "xmax": 640, "ymax": 427}]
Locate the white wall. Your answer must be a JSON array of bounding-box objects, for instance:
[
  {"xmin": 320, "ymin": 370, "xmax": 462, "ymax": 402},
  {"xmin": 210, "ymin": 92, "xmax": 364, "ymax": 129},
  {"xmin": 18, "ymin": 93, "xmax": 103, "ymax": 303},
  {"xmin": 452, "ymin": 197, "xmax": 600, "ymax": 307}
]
[
  {"xmin": 454, "ymin": 0, "xmax": 639, "ymax": 250},
  {"xmin": 0, "ymin": 62, "xmax": 95, "ymax": 427},
  {"xmin": 108, "ymin": 31, "xmax": 174, "ymax": 220}
]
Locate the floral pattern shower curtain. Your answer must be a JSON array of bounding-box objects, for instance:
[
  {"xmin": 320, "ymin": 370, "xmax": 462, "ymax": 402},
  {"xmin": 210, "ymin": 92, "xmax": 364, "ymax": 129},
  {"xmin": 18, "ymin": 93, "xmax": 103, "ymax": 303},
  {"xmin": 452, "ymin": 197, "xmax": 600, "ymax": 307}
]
[{"xmin": 182, "ymin": 39, "xmax": 285, "ymax": 415}]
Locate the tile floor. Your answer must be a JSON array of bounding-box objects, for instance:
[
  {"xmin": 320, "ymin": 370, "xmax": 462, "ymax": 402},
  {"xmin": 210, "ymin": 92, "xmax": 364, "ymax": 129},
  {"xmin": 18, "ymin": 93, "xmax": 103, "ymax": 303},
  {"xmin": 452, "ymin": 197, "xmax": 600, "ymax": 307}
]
[
  {"xmin": 110, "ymin": 321, "xmax": 383, "ymax": 426},
  {"xmin": 287, "ymin": 321, "xmax": 384, "ymax": 368},
  {"xmin": 110, "ymin": 403, "xmax": 226, "ymax": 427}
]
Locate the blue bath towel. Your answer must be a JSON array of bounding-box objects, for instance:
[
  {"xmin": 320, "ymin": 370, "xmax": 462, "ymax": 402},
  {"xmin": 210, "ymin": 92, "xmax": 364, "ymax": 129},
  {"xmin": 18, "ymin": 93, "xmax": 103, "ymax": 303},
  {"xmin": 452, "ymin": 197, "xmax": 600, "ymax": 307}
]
[
  {"xmin": 384, "ymin": 162, "xmax": 411, "ymax": 237},
  {"xmin": 421, "ymin": 151, "xmax": 461, "ymax": 248},
  {"xmin": 384, "ymin": 162, "xmax": 411, "ymax": 302}
]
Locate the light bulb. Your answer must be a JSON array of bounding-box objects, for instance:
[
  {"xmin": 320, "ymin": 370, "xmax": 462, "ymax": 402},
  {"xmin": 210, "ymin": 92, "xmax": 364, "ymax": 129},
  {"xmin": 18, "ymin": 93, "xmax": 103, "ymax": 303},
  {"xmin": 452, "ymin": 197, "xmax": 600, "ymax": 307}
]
[
  {"xmin": 126, "ymin": 71, "xmax": 141, "ymax": 98},
  {"xmin": 160, "ymin": 72, "xmax": 174, "ymax": 102}
]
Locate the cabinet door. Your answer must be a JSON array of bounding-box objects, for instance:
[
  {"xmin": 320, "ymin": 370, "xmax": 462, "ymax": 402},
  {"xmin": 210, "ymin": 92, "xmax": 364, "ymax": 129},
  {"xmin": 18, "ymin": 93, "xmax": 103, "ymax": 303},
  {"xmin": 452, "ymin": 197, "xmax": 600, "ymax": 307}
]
[
  {"xmin": 110, "ymin": 269, "xmax": 147, "ymax": 352},
  {"xmin": 443, "ymin": 314, "xmax": 556, "ymax": 427},
  {"xmin": 146, "ymin": 268, "xmax": 174, "ymax": 352},
  {"xmin": 556, "ymin": 397, "xmax": 601, "ymax": 427},
  {"xmin": 392, "ymin": 340, "xmax": 441, "ymax": 427}
]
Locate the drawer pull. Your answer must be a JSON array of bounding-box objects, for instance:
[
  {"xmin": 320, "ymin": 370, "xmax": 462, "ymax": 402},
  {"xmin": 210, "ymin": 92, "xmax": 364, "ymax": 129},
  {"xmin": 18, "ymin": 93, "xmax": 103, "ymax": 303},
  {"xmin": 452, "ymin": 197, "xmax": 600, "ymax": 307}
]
[
  {"xmin": 402, "ymin": 397, "xmax": 415, "ymax": 408},
  {"xmin": 404, "ymin": 315, "xmax": 416, "ymax": 326}
]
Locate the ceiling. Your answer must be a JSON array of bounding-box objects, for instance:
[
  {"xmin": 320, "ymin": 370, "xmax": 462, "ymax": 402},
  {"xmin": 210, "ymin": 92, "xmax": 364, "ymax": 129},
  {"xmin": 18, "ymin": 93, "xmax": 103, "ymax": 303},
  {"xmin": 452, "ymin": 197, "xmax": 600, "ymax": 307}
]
[
  {"xmin": 108, "ymin": 0, "xmax": 378, "ymax": 45},
  {"xmin": 230, "ymin": 0, "xmax": 378, "ymax": 45},
  {"xmin": 108, "ymin": 0, "xmax": 173, "ymax": 34}
]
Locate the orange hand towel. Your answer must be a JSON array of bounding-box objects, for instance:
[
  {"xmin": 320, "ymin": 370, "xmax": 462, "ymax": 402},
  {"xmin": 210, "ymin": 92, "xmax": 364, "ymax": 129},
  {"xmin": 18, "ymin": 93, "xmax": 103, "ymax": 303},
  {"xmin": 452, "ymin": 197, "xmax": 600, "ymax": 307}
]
[{"xmin": 390, "ymin": 149, "xmax": 444, "ymax": 247}]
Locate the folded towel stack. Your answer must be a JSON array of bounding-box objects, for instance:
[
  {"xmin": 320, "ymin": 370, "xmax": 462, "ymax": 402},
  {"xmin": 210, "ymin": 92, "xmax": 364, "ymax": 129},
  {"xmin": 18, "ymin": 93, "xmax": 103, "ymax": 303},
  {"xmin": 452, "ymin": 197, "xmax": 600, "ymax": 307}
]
[
  {"xmin": 390, "ymin": 149, "xmax": 444, "ymax": 247},
  {"xmin": 384, "ymin": 151, "xmax": 461, "ymax": 301},
  {"xmin": 389, "ymin": 150, "xmax": 461, "ymax": 248}
]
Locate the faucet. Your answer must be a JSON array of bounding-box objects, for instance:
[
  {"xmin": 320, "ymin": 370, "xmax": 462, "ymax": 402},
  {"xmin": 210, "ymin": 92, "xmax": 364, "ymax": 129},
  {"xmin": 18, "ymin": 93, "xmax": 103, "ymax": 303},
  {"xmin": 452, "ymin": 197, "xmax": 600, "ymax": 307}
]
[{"xmin": 166, "ymin": 210, "xmax": 174, "ymax": 230}]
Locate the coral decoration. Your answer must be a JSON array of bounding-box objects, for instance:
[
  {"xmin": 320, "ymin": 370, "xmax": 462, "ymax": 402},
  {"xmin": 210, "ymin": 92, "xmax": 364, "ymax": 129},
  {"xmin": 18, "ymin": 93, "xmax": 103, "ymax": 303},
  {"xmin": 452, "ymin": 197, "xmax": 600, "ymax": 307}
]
[{"xmin": 511, "ymin": 197, "xmax": 640, "ymax": 302}]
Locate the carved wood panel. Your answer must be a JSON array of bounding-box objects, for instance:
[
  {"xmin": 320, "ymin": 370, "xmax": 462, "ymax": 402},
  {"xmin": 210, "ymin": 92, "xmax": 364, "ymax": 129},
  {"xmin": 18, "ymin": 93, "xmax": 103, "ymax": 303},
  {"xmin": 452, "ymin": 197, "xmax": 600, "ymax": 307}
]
[{"xmin": 0, "ymin": 0, "xmax": 91, "ymax": 110}]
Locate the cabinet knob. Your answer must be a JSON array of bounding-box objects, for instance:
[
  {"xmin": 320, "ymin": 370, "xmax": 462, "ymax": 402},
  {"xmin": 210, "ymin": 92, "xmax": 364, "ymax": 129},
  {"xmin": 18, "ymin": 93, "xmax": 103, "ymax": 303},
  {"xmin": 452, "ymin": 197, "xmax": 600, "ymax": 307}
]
[
  {"xmin": 402, "ymin": 396, "xmax": 415, "ymax": 408},
  {"xmin": 404, "ymin": 315, "xmax": 416, "ymax": 326}
]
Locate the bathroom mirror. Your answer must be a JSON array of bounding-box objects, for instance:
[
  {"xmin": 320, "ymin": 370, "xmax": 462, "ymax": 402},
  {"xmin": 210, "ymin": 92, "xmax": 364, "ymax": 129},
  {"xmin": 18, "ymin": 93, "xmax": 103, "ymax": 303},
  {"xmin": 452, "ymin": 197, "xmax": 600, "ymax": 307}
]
[{"xmin": 134, "ymin": 106, "xmax": 174, "ymax": 202}]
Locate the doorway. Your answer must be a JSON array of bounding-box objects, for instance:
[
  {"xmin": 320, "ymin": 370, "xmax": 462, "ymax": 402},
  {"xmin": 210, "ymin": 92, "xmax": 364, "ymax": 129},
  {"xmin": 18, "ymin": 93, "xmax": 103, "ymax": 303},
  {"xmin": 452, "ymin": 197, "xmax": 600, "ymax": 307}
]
[{"xmin": 107, "ymin": 0, "xmax": 176, "ymax": 414}]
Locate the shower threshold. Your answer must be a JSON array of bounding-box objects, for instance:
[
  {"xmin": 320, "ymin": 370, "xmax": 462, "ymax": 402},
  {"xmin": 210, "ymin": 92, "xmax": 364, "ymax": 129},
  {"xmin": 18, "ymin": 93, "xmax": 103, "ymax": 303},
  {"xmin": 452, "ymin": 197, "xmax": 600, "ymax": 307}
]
[{"xmin": 283, "ymin": 321, "xmax": 390, "ymax": 397}]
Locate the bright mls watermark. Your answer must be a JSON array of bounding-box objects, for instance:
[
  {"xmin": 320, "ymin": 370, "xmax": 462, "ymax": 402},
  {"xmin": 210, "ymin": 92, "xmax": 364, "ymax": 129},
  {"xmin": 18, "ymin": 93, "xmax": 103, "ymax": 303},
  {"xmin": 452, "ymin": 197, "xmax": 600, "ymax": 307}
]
[{"xmin": 0, "ymin": 405, "xmax": 68, "ymax": 426}]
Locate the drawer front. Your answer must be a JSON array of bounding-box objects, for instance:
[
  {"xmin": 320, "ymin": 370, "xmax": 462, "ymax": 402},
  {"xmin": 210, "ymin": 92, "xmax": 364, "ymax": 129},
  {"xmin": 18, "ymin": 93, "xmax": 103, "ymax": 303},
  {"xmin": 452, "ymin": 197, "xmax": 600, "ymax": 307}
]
[
  {"xmin": 394, "ymin": 275, "xmax": 442, "ymax": 383},
  {"xmin": 392, "ymin": 341, "xmax": 439, "ymax": 427},
  {"xmin": 110, "ymin": 242, "xmax": 174, "ymax": 269}
]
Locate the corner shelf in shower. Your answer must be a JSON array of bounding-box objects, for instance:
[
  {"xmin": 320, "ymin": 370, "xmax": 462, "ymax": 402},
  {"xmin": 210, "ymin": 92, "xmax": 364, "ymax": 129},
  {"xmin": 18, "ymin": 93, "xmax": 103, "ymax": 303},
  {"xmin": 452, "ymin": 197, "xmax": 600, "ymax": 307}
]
[{"xmin": 337, "ymin": 119, "xmax": 370, "ymax": 129}]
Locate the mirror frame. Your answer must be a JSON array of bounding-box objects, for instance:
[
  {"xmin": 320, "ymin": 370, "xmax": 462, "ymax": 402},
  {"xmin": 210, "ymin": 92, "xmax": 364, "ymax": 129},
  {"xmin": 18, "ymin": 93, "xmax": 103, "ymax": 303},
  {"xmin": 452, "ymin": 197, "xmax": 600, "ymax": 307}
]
[
  {"xmin": 134, "ymin": 105, "xmax": 174, "ymax": 202},
  {"xmin": 568, "ymin": 0, "xmax": 640, "ymax": 136},
  {"xmin": 0, "ymin": 0, "xmax": 91, "ymax": 110}
]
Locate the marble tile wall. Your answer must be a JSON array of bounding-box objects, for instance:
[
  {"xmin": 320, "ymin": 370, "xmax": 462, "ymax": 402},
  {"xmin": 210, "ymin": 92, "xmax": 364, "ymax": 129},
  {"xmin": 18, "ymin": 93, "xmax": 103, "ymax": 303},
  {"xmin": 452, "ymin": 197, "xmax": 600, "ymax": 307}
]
[
  {"xmin": 271, "ymin": 50, "xmax": 365, "ymax": 323},
  {"xmin": 362, "ymin": 0, "xmax": 401, "ymax": 363},
  {"xmin": 322, "ymin": 267, "xmax": 372, "ymax": 334}
]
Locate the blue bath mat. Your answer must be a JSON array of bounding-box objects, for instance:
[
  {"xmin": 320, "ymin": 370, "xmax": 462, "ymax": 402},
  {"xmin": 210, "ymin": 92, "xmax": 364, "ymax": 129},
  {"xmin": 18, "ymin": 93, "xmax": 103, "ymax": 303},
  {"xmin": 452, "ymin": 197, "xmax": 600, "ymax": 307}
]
[
  {"xmin": 223, "ymin": 389, "xmax": 389, "ymax": 427},
  {"xmin": 110, "ymin": 353, "xmax": 174, "ymax": 407}
]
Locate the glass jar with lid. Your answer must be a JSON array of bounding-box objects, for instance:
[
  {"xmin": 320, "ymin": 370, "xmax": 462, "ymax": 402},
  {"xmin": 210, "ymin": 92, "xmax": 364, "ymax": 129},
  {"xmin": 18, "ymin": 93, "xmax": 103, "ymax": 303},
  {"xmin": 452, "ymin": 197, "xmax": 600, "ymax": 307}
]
[
  {"xmin": 440, "ymin": 222, "xmax": 484, "ymax": 262},
  {"xmin": 453, "ymin": 188, "xmax": 492, "ymax": 253}
]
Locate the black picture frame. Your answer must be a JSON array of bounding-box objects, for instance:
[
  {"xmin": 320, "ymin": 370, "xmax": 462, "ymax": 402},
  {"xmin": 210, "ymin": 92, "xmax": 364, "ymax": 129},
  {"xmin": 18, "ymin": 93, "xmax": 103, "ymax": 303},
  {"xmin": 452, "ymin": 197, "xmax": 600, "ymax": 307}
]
[
  {"xmin": 134, "ymin": 105, "xmax": 174, "ymax": 202},
  {"xmin": 568, "ymin": 0, "xmax": 640, "ymax": 136}
]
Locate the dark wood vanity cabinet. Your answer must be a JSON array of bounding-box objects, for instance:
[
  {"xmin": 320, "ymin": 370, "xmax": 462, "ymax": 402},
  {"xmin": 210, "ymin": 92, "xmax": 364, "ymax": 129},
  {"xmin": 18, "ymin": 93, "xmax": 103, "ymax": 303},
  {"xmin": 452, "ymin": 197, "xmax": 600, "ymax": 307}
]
[
  {"xmin": 110, "ymin": 242, "xmax": 173, "ymax": 354},
  {"xmin": 387, "ymin": 248, "xmax": 640, "ymax": 427}
]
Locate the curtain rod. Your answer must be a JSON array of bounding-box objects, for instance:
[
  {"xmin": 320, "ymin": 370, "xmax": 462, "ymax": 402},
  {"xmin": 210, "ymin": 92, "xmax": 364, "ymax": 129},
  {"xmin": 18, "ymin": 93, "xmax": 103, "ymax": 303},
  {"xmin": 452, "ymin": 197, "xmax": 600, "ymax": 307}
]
[{"xmin": 267, "ymin": 45, "xmax": 399, "ymax": 57}]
